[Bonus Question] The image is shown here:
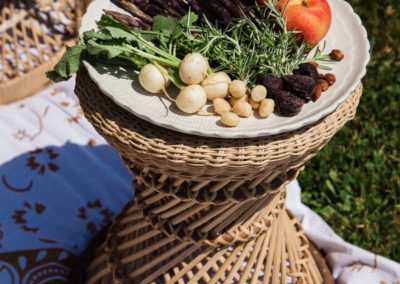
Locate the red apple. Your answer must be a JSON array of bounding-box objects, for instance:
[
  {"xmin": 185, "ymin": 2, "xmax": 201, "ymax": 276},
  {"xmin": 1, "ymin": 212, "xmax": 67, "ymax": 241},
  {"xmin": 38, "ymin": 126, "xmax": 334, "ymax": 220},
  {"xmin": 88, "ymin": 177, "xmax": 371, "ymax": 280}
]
[
  {"xmin": 258, "ymin": 0, "xmax": 332, "ymax": 46},
  {"xmin": 279, "ymin": 0, "xmax": 331, "ymax": 45}
]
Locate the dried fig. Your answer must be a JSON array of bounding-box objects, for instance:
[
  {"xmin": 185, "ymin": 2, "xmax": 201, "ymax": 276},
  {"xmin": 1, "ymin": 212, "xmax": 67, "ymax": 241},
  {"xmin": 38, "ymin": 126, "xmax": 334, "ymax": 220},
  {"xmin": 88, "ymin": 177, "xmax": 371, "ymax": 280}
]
[
  {"xmin": 283, "ymin": 75, "xmax": 316, "ymax": 101},
  {"xmin": 293, "ymin": 63, "xmax": 318, "ymax": 81},
  {"xmin": 269, "ymin": 90, "xmax": 305, "ymax": 117},
  {"xmin": 257, "ymin": 74, "xmax": 284, "ymax": 97}
]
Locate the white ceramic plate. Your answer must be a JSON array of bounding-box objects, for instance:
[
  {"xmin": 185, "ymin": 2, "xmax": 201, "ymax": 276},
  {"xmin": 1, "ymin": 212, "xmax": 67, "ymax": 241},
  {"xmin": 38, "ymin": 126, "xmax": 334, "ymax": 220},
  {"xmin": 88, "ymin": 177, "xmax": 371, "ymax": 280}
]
[{"xmin": 81, "ymin": 0, "xmax": 370, "ymax": 138}]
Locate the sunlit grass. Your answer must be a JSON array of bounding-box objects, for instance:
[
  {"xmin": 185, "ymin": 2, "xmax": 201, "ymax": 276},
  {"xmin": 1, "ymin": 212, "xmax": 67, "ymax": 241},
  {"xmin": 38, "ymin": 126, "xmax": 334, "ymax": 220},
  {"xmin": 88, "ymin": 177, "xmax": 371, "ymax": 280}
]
[{"xmin": 299, "ymin": 0, "xmax": 400, "ymax": 261}]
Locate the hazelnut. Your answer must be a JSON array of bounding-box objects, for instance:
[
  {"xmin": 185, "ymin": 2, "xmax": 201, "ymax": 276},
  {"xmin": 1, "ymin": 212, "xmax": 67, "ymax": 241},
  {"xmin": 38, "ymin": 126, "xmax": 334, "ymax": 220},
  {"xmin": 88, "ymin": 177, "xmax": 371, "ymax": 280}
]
[
  {"xmin": 317, "ymin": 79, "xmax": 330, "ymax": 92},
  {"xmin": 318, "ymin": 73, "xmax": 325, "ymax": 79},
  {"xmin": 330, "ymin": 49, "xmax": 344, "ymax": 61},
  {"xmin": 312, "ymin": 85, "xmax": 323, "ymax": 102},
  {"xmin": 325, "ymin": 73, "xmax": 336, "ymax": 85}
]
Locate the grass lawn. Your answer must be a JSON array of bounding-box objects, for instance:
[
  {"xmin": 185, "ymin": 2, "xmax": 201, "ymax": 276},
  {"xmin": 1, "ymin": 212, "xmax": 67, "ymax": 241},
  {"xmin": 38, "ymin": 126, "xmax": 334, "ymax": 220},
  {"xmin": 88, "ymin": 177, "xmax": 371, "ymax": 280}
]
[{"xmin": 299, "ymin": 0, "xmax": 400, "ymax": 261}]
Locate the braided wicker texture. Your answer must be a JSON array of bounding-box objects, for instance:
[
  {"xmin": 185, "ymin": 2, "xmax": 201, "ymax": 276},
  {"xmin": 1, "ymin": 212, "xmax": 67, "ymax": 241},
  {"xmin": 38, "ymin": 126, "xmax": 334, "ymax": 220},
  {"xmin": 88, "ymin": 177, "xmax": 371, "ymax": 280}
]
[
  {"xmin": 75, "ymin": 69, "xmax": 362, "ymax": 204},
  {"xmin": 135, "ymin": 180, "xmax": 286, "ymax": 246},
  {"xmin": 84, "ymin": 199, "xmax": 329, "ymax": 284},
  {"xmin": 0, "ymin": 0, "xmax": 81, "ymax": 104}
]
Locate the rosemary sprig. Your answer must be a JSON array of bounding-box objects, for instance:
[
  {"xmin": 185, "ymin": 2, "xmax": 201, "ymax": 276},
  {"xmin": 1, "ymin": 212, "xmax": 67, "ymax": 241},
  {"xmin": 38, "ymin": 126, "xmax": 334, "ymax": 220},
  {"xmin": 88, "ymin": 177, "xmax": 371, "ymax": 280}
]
[{"xmin": 180, "ymin": 2, "xmax": 332, "ymax": 86}]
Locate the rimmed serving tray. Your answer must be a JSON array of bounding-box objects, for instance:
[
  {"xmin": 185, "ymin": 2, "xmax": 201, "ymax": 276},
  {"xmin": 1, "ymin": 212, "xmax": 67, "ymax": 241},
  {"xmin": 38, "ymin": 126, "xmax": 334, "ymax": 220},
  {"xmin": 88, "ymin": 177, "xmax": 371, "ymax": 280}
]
[{"xmin": 81, "ymin": 0, "xmax": 369, "ymax": 138}]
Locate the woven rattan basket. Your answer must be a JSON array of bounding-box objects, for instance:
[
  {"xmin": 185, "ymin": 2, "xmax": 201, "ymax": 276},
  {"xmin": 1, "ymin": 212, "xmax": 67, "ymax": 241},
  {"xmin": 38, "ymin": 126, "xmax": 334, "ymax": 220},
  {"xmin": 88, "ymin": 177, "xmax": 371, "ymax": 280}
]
[
  {"xmin": 0, "ymin": 0, "xmax": 87, "ymax": 104},
  {"xmin": 72, "ymin": 69, "xmax": 362, "ymax": 283}
]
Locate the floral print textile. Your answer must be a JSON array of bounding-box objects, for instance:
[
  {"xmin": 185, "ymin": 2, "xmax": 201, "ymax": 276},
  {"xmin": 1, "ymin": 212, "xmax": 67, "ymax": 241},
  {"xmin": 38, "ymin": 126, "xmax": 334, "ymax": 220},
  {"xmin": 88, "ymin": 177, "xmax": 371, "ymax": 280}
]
[{"xmin": 0, "ymin": 78, "xmax": 132, "ymax": 283}]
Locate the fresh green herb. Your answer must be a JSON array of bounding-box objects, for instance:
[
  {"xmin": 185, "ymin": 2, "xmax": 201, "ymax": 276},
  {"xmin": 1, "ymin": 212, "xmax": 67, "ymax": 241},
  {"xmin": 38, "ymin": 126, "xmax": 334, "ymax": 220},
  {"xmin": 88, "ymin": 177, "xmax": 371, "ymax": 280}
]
[{"xmin": 179, "ymin": 2, "xmax": 331, "ymax": 86}]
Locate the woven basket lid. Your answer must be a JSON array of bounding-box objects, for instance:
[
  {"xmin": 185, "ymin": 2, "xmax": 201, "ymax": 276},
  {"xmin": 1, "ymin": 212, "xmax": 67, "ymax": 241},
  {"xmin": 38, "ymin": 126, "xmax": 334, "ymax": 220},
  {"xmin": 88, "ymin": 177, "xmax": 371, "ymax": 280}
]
[{"xmin": 0, "ymin": 0, "xmax": 81, "ymax": 104}]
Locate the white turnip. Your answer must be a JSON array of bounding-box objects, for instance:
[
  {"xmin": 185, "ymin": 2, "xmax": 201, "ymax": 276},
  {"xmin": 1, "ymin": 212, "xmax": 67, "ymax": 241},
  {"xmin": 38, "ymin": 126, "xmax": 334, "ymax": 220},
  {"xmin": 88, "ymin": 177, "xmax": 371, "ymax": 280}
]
[
  {"xmin": 179, "ymin": 53, "xmax": 209, "ymax": 85},
  {"xmin": 201, "ymin": 72, "xmax": 231, "ymax": 100},
  {"xmin": 176, "ymin": 85, "xmax": 207, "ymax": 114},
  {"xmin": 139, "ymin": 64, "xmax": 169, "ymax": 94}
]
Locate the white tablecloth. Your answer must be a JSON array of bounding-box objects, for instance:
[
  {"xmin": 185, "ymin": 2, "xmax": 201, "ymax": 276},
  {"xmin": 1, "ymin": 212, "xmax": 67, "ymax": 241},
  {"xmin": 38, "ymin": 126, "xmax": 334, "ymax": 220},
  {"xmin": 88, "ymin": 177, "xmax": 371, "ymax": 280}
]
[{"xmin": 0, "ymin": 79, "xmax": 399, "ymax": 283}]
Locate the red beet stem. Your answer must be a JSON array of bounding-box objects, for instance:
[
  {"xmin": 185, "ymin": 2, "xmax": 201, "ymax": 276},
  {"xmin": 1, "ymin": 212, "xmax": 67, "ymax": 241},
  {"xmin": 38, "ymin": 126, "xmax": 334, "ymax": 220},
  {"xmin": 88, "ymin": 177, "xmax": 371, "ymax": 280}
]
[
  {"xmin": 111, "ymin": 0, "xmax": 153, "ymax": 24},
  {"xmin": 104, "ymin": 9, "xmax": 151, "ymax": 29}
]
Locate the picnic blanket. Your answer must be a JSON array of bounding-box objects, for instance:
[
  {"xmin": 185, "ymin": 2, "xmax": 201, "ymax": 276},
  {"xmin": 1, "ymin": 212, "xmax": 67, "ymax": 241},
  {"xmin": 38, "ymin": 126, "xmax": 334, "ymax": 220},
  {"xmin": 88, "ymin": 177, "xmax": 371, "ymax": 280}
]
[{"xmin": 0, "ymin": 79, "xmax": 399, "ymax": 283}]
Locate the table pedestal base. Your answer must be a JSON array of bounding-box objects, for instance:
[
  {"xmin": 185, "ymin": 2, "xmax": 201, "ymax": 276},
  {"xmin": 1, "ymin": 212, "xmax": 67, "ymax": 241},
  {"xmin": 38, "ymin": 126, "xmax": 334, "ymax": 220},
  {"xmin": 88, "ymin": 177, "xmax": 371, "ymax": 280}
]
[{"xmin": 83, "ymin": 190, "xmax": 333, "ymax": 284}]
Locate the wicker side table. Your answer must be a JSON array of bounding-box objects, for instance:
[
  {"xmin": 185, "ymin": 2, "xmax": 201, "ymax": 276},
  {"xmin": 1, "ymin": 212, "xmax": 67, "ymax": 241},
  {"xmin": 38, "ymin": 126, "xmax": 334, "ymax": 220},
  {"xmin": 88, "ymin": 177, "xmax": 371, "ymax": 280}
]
[{"xmin": 75, "ymin": 69, "xmax": 362, "ymax": 283}]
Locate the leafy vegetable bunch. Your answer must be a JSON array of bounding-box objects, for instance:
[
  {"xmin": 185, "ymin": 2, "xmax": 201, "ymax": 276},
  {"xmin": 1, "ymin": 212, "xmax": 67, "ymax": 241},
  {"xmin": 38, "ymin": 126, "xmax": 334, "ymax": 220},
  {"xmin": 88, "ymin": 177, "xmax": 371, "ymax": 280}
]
[{"xmin": 48, "ymin": 13, "xmax": 198, "ymax": 89}]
